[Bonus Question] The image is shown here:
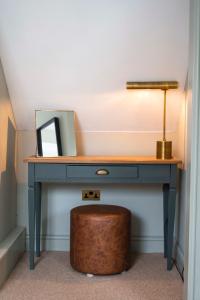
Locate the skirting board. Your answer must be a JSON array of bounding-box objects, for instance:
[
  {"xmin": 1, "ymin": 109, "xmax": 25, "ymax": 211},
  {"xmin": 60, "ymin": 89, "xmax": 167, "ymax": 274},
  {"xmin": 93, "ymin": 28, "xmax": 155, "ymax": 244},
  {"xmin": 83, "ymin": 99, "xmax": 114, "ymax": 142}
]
[
  {"xmin": 26, "ymin": 234, "xmax": 164, "ymax": 253},
  {"xmin": 0, "ymin": 226, "xmax": 26, "ymax": 288}
]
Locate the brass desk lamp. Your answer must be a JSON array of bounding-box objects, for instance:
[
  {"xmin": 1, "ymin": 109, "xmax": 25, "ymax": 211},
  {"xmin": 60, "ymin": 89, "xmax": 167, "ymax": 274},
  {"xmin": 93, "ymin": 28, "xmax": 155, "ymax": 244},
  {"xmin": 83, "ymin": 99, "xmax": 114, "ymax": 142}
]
[{"xmin": 126, "ymin": 81, "xmax": 178, "ymax": 159}]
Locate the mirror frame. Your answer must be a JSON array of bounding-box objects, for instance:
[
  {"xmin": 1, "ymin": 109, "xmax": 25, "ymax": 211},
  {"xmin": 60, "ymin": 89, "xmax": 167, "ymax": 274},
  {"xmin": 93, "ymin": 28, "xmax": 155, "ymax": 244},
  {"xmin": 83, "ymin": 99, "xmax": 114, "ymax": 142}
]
[
  {"xmin": 35, "ymin": 109, "xmax": 77, "ymax": 157},
  {"xmin": 36, "ymin": 117, "xmax": 62, "ymax": 156}
]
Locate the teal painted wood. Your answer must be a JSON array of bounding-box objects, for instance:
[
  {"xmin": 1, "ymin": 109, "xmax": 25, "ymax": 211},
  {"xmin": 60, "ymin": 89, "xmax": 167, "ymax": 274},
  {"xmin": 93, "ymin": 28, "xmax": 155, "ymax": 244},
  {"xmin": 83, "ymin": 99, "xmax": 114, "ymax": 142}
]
[
  {"xmin": 163, "ymin": 184, "xmax": 169, "ymax": 258},
  {"xmin": 167, "ymin": 164, "xmax": 177, "ymax": 270},
  {"xmin": 34, "ymin": 163, "xmax": 171, "ymax": 184},
  {"xmin": 167, "ymin": 187, "xmax": 176, "ymax": 270},
  {"xmin": 35, "ymin": 182, "xmax": 41, "ymax": 257},
  {"xmin": 35, "ymin": 164, "xmax": 66, "ymax": 181},
  {"xmin": 67, "ymin": 165, "xmax": 138, "ymax": 178},
  {"xmin": 139, "ymin": 165, "xmax": 170, "ymax": 180},
  {"xmin": 28, "ymin": 163, "xmax": 35, "ymax": 270},
  {"xmin": 27, "ymin": 162, "xmax": 179, "ymax": 270}
]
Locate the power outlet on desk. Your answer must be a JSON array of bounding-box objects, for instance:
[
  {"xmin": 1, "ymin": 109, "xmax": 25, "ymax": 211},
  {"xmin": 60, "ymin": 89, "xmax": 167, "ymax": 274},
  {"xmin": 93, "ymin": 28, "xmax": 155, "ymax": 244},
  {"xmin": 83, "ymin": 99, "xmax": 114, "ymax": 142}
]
[{"xmin": 82, "ymin": 190, "xmax": 100, "ymax": 201}]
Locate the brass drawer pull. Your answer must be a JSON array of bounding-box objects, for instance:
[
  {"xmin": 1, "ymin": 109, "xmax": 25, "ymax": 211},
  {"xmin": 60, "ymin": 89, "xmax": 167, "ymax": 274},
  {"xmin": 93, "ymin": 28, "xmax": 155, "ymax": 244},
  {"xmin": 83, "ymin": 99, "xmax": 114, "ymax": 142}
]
[{"xmin": 96, "ymin": 169, "xmax": 109, "ymax": 176}]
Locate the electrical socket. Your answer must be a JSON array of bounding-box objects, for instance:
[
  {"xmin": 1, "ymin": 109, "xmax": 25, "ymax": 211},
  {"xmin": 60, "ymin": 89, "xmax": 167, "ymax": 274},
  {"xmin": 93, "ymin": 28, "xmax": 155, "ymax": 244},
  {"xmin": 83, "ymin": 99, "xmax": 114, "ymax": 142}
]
[{"xmin": 82, "ymin": 190, "xmax": 100, "ymax": 201}]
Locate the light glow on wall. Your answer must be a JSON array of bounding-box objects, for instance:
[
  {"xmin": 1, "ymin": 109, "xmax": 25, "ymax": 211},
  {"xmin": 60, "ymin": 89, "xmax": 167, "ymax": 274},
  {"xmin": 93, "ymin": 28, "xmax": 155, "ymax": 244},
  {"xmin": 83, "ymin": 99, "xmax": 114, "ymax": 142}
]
[{"xmin": 72, "ymin": 89, "xmax": 184, "ymax": 133}]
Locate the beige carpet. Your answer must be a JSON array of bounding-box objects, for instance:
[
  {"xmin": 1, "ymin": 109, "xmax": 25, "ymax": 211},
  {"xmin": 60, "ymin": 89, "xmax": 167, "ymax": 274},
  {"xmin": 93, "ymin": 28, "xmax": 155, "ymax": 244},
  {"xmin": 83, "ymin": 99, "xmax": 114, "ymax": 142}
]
[{"xmin": 0, "ymin": 252, "xmax": 183, "ymax": 300}]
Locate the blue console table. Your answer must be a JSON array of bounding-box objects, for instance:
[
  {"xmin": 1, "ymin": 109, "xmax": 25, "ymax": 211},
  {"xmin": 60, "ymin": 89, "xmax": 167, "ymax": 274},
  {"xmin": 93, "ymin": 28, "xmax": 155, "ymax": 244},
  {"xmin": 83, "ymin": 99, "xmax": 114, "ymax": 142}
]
[{"xmin": 24, "ymin": 156, "xmax": 182, "ymax": 271}]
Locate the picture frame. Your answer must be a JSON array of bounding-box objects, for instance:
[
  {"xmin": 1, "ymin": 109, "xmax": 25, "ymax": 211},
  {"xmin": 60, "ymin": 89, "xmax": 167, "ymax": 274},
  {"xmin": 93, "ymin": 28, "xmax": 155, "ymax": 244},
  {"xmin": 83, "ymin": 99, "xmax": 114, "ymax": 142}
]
[{"xmin": 36, "ymin": 117, "xmax": 62, "ymax": 156}]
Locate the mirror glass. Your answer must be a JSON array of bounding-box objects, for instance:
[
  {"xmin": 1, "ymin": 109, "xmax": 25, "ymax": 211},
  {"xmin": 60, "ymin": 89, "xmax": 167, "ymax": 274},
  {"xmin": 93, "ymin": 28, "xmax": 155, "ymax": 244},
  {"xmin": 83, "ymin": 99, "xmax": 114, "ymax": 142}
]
[{"xmin": 35, "ymin": 110, "xmax": 77, "ymax": 157}]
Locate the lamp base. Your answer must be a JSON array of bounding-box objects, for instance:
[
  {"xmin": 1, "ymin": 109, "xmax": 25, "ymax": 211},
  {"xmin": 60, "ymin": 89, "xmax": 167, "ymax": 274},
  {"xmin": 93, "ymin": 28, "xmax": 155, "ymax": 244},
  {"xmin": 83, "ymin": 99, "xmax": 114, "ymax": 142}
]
[{"xmin": 156, "ymin": 141, "xmax": 172, "ymax": 159}]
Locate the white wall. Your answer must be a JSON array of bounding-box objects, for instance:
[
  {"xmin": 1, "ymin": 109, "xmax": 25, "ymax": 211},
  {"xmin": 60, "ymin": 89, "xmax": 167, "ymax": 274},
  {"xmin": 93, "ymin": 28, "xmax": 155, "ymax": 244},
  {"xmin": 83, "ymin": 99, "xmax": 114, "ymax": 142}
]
[
  {"xmin": 0, "ymin": 0, "xmax": 188, "ymax": 131},
  {"xmin": 0, "ymin": 0, "xmax": 189, "ymax": 254}
]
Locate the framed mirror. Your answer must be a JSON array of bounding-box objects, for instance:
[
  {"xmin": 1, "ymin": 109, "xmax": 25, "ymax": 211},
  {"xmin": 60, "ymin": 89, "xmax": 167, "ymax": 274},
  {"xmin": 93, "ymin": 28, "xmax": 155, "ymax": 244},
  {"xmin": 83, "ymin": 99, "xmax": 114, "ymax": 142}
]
[{"xmin": 35, "ymin": 110, "xmax": 77, "ymax": 157}]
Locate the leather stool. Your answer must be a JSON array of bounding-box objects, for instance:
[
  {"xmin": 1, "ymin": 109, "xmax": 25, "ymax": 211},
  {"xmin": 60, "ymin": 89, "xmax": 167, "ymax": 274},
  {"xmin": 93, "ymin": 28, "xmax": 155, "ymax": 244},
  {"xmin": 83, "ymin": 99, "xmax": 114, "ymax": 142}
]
[{"xmin": 70, "ymin": 204, "xmax": 131, "ymax": 275}]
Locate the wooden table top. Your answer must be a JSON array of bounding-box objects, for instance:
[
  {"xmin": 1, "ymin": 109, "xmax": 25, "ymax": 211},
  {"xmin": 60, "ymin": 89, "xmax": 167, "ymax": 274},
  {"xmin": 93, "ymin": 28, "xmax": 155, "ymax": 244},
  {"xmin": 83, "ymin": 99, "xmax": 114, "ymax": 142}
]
[{"xmin": 24, "ymin": 155, "xmax": 182, "ymax": 166}]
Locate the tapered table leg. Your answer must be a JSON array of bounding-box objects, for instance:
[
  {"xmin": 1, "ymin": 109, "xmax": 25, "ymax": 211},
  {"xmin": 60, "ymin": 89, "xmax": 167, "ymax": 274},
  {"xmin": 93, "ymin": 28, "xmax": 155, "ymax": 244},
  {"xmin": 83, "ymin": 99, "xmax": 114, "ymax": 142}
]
[
  {"xmin": 167, "ymin": 186, "xmax": 176, "ymax": 270},
  {"xmin": 163, "ymin": 184, "xmax": 169, "ymax": 258},
  {"xmin": 35, "ymin": 182, "xmax": 41, "ymax": 257},
  {"xmin": 28, "ymin": 185, "xmax": 35, "ymax": 270},
  {"xmin": 28, "ymin": 163, "xmax": 36, "ymax": 270}
]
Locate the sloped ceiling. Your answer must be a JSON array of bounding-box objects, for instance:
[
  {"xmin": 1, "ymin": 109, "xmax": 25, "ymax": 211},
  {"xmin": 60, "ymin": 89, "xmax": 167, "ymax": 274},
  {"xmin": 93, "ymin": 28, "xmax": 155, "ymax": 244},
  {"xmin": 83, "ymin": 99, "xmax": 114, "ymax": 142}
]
[{"xmin": 0, "ymin": 0, "xmax": 189, "ymax": 131}]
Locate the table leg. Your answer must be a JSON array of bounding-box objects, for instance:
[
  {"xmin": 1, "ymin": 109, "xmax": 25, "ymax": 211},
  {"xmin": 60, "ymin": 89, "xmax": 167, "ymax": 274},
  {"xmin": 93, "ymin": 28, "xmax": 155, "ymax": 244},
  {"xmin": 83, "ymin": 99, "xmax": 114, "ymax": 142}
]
[
  {"xmin": 28, "ymin": 185, "xmax": 35, "ymax": 270},
  {"xmin": 35, "ymin": 182, "xmax": 41, "ymax": 257},
  {"xmin": 163, "ymin": 184, "xmax": 169, "ymax": 258},
  {"xmin": 167, "ymin": 186, "xmax": 176, "ymax": 270}
]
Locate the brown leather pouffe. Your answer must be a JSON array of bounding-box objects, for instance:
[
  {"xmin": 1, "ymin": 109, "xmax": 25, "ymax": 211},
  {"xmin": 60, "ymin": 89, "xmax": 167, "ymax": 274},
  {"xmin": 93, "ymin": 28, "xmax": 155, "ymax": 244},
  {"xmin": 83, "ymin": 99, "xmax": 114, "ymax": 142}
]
[{"xmin": 70, "ymin": 204, "xmax": 131, "ymax": 275}]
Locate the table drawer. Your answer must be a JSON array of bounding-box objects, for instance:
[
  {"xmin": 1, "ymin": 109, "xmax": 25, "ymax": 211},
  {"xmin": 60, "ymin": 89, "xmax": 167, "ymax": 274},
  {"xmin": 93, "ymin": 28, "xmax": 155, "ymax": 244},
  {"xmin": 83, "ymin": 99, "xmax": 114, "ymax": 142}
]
[
  {"xmin": 67, "ymin": 165, "xmax": 138, "ymax": 179},
  {"xmin": 35, "ymin": 164, "xmax": 66, "ymax": 181}
]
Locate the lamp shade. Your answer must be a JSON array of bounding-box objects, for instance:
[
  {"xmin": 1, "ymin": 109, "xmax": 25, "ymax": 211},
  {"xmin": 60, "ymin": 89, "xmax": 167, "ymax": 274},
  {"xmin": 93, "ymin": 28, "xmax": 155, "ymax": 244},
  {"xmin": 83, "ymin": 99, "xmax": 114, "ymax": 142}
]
[{"xmin": 126, "ymin": 81, "xmax": 178, "ymax": 90}]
